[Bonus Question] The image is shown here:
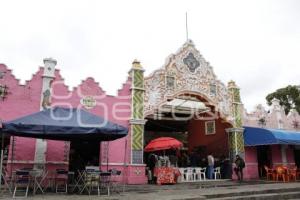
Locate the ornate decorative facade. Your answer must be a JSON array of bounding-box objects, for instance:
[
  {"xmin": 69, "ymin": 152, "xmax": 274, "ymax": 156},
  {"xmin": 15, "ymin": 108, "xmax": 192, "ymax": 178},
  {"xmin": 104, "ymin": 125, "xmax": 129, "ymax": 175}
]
[
  {"xmin": 243, "ymin": 99, "xmax": 300, "ymax": 131},
  {"xmin": 144, "ymin": 40, "xmax": 232, "ymax": 119}
]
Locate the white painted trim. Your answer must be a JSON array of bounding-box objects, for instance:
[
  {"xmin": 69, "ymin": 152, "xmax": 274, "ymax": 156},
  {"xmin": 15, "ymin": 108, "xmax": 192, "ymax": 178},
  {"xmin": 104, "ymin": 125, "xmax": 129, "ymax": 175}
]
[
  {"xmin": 225, "ymin": 128, "xmax": 244, "ymax": 133},
  {"xmin": 6, "ymin": 160, "xmax": 68, "ymax": 165},
  {"xmin": 129, "ymin": 119, "xmax": 147, "ymax": 125},
  {"xmin": 234, "ymin": 132, "xmax": 238, "ymax": 155},
  {"xmin": 101, "ymin": 162, "xmax": 125, "ymax": 165},
  {"xmin": 100, "ymin": 162, "xmax": 146, "ymax": 167},
  {"xmin": 130, "ymin": 125, "xmax": 133, "ymax": 164}
]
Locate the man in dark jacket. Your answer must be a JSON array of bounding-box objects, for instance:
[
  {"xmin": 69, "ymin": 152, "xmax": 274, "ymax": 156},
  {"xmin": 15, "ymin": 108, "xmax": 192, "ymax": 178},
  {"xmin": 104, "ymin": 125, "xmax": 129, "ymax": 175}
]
[{"xmin": 234, "ymin": 155, "xmax": 245, "ymax": 181}]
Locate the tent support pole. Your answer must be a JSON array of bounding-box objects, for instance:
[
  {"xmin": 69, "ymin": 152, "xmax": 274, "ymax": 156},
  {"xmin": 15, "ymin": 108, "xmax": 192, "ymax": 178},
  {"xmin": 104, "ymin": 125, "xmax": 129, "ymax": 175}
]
[
  {"xmin": 0, "ymin": 131, "xmax": 4, "ymax": 192},
  {"xmin": 10, "ymin": 136, "xmax": 14, "ymax": 179},
  {"xmin": 99, "ymin": 142, "xmax": 102, "ymax": 169},
  {"xmin": 106, "ymin": 141, "xmax": 109, "ymax": 171},
  {"xmin": 122, "ymin": 139, "xmax": 127, "ymax": 192}
]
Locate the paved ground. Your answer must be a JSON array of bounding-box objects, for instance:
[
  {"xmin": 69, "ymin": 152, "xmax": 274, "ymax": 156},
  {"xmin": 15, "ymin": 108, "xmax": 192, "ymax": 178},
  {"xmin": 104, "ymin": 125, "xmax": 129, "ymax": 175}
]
[{"xmin": 1, "ymin": 180, "xmax": 300, "ymax": 200}]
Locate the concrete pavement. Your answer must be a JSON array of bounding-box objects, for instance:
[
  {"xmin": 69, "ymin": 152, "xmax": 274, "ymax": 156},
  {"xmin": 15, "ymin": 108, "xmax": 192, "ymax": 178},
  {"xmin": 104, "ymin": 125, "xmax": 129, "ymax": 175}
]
[{"xmin": 1, "ymin": 180, "xmax": 300, "ymax": 200}]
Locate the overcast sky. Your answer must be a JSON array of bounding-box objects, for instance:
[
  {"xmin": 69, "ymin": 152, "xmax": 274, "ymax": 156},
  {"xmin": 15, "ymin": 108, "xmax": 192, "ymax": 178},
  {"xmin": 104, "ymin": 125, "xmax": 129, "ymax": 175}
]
[{"xmin": 0, "ymin": 0, "xmax": 299, "ymax": 112}]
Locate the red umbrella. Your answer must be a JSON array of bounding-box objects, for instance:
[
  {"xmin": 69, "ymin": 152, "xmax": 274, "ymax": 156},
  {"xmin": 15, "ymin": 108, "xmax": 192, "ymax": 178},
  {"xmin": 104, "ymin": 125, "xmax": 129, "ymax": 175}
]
[{"xmin": 144, "ymin": 137, "xmax": 183, "ymax": 152}]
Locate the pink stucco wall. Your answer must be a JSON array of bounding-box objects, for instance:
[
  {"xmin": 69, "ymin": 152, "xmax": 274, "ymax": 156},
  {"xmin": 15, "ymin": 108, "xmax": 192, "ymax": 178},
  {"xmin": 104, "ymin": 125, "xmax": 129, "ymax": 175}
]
[
  {"xmin": 244, "ymin": 147, "xmax": 259, "ymax": 179},
  {"xmin": 286, "ymin": 146, "xmax": 295, "ymax": 166},
  {"xmin": 0, "ymin": 64, "xmax": 43, "ymax": 172},
  {"xmin": 271, "ymin": 145, "xmax": 282, "ymax": 166},
  {"xmin": 271, "ymin": 145, "xmax": 295, "ymax": 167},
  {"xmin": 51, "ymin": 70, "xmax": 132, "ymax": 169},
  {"xmin": 0, "ymin": 64, "xmax": 133, "ymax": 182}
]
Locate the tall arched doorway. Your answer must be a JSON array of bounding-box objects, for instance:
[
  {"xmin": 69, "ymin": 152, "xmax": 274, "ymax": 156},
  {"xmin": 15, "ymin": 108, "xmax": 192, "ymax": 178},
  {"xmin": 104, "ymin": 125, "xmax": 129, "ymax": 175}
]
[{"xmin": 144, "ymin": 92, "xmax": 233, "ymax": 168}]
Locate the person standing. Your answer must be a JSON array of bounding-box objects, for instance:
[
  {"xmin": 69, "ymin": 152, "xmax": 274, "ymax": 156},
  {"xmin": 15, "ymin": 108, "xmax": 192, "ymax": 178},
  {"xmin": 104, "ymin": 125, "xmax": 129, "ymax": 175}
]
[
  {"xmin": 207, "ymin": 153, "xmax": 214, "ymax": 179},
  {"xmin": 234, "ymin": 155, "xmax": 245, "ymax": 182}
]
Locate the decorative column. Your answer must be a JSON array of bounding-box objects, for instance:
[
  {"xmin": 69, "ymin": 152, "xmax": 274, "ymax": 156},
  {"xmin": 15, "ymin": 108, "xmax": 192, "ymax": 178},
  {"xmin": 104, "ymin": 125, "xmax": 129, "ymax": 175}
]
[
  {"xmin": 271, "ymin": 98, "xmax": 284, "ymax": 129},
  {"xmin": 129, "ymin": 59, "xmax": 146, "ymax": 164},
  {"xmin": 271, "ymin": 98, "xmax": 287, "ymax": 165},
  {"xmin": 34, "ymin": 58, "xmax": 56, "ymax": 168},
  {"xmin": 226, "ymin": 80, "xmax": 245, "ymax": 160}
]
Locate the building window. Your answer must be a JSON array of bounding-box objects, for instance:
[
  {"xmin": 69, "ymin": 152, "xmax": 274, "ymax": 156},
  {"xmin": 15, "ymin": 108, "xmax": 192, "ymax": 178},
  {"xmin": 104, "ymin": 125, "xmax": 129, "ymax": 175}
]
[
  {"xmin": 166, "ymin": 76, "xmax": 175, "ymax": 90},
  {"xmin": 210, "ymin": 84, "xmax": 217, "ymax": 96},
  {"xmin": 205, "ymin": 121, "xmax": 216, "ymax": 135}
]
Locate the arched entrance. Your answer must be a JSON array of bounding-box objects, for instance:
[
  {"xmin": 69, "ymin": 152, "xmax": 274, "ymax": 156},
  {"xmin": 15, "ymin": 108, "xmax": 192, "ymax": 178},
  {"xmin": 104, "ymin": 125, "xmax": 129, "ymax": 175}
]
[
  {"xmin": 144, "ymin": 92, "xmax": 233, "ymax": 169},
  {"xmin": 128, "ymin": 40, "xmax": 245, "ymax": 184}
]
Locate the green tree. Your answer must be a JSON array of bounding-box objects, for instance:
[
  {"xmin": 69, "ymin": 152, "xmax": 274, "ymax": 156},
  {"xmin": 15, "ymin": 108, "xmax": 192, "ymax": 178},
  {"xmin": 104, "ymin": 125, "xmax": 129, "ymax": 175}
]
[{"xmin": 266, "ymin": 85, "xmax": 300, "ymax": 115}]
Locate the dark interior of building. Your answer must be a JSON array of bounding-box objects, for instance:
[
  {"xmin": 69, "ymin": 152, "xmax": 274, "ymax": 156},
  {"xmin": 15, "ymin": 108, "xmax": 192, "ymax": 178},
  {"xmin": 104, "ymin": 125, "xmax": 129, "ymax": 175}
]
[{"xmin": 69, "ymin": 141, "xmax": 100, "ymax": 171}]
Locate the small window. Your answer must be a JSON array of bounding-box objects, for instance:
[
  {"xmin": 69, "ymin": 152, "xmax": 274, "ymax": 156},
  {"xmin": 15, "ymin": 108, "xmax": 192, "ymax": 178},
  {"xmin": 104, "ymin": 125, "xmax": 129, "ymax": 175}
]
[
  {"xmin": 166, "ymin": 76, "xmax": 175, "ymax": 90},
  {"xmin": 210, "ymin": 84, "xmax": 217, "ymax": 96},
  {"xmin": 205, "ymin": 121, "xmax": 216, "ymax": 135}
]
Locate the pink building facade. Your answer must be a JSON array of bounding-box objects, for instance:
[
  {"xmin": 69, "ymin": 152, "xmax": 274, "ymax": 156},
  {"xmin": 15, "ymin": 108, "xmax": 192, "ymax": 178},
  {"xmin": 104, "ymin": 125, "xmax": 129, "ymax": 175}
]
[
  {"xmin": 242, "ymin": 100, "xmax": 300, "ymax": 179},
  {"xmin": 0, "ymin": 59, "xmax": 142, "ymax": 183},
  {"xmin": 2, "ymin": 40, "xmax": 295, "ymax": 183}
]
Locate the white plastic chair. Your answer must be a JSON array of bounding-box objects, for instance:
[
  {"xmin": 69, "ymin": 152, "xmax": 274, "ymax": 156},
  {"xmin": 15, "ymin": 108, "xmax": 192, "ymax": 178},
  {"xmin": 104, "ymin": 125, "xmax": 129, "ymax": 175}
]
[
  {"xmin": 185, "ymin": 168, "xmax": 194, "ymax": 182},
  {"xmin": 178, "ymin": 168, "xmax": 186, "ymax": 182},
  {"xmin": 200, "ymin": 167, "xmax": 206, "ymax": 180},
  {"xmin": 195, "ymin": 167, "xmax": 206, "ymax": 181},
  {"xmin": 194, "ymin": 168, "xmax": 201, "ymax": 181},
  {"xmin": 214, "ymin": 167, "xmax": 221, "ymax": 179}
]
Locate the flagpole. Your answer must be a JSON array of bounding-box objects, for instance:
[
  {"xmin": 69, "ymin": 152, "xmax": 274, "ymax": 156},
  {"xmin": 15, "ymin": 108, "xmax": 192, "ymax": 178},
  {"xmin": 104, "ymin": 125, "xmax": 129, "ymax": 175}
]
[{"xmin": 186, "ymin": 12, "xmax": 189, "ymax": 41}]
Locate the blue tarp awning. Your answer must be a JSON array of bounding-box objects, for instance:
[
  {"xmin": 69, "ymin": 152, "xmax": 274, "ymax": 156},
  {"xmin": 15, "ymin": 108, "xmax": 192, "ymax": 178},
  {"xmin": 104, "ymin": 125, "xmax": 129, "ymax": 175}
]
[
  {"xmin": 0, "ymin": 107, "xmax": 128, "ymax": 142},
  {"xmin": 244, "ymin": 126, "xmax": 300, "ymax": 146}
]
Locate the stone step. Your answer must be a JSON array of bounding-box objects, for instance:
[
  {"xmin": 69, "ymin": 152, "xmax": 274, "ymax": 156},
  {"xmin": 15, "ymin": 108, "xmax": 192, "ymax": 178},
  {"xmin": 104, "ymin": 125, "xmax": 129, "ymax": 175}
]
[
  {"xmin": 204, "ymin": 187, "xmax": 300, "ymax": 199},
  {"xmin": 208, "ymin": 191, "xmax": 300, "ymax": 200}
]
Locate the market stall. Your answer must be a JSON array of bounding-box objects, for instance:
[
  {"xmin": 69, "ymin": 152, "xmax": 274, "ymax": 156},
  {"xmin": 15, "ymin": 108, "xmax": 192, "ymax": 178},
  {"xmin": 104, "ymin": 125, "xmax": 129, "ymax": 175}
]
[{"xmin": 144, "ymin": 137, "xmax": 182, "ymax": 184}]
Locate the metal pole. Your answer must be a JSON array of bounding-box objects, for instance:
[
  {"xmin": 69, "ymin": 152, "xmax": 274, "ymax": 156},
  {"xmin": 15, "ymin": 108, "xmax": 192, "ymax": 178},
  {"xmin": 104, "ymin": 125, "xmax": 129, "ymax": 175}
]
[
  {"xmin": 99, "ymin": 142, "xmax": 102, "ymax": 169},
  {"xmin": 10, "ymin": 136, "xmax": 14, "ymax": 179},
  {"xmin": 0, "ymin": 131, "xmax": 4, "ymax": 191},
  {"xmin": 186, "ymin": 12, "xmax": 189, "ymax": 41},
  {"xmin": 106, "ymin": 142, "xmax": 109, "ymax": 171},
  {"xmin": 122, "ymin": 139, "xmax": 127, "ymax": 192}
]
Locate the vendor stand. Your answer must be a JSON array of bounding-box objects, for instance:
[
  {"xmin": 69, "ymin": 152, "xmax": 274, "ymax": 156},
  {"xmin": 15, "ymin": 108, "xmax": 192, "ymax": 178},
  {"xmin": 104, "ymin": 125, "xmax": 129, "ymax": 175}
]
[{"xmin": 144, "ymin": 137, "xmax": 182, "ymax": 184}]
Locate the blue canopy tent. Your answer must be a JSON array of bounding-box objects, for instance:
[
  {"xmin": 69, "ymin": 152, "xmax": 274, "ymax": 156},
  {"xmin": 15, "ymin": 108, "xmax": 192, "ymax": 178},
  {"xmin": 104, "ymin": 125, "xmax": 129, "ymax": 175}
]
[
  {"xmin": 0, "ymin": 107, "xmax": 128, "ymax": 190},
  {"xmin": 0, "ymin": 107, "xmax": 128, "ymax": 141},
  {"xmin": 244, "ymin": 126, "xmax": 300, "ymax": 146}
]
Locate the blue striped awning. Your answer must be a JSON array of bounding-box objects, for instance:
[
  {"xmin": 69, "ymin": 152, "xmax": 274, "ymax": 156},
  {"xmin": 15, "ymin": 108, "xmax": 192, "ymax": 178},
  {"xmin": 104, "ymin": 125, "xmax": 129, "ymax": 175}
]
[{"xmin": 243, "ymin": 126, "xmax": 300, "ymax": 146}]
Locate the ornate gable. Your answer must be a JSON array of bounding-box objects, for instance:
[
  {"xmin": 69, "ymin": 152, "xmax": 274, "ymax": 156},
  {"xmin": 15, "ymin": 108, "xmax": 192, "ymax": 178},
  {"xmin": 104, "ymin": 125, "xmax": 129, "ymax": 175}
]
[{"xmin": 144, "ymin": 40, "xmax": 231, "ymax": 118}]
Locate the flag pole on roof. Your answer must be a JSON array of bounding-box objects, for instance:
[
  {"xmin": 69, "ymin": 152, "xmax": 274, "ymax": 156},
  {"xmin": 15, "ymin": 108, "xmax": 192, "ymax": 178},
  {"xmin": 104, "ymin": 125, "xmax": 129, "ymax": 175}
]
[{"xmin": 186, "ymin": 12, "xmax": 189, "ymax": 41}]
